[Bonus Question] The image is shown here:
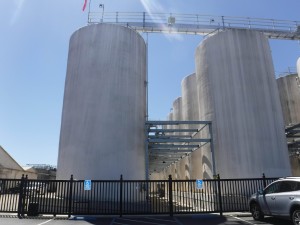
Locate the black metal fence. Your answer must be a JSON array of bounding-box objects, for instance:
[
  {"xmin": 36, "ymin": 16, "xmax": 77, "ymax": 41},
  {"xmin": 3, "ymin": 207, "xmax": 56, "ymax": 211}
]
[{"xmin": 0, "ymin": 174, "xmax": 277, "ymax": 218}]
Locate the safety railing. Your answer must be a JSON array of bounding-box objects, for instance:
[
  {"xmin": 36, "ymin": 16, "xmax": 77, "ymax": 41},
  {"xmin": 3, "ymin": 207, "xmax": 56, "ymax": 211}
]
[{"xmin": 87, "ymin": 12, "xmax": 300, "ymax": 39}]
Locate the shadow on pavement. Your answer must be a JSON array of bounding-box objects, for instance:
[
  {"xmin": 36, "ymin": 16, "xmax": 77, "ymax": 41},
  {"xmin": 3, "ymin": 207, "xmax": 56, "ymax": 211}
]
[{"xmin": 176, "ymin": 214, "xmax": 227, "ymax": 225}]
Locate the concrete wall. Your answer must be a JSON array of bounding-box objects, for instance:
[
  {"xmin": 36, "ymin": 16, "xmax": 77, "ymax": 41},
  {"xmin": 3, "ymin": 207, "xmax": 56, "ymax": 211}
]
[
  {"xmin": 181, "ymin": 73, "xmax": 202, "ymax": 179},
  {"xmin": 195, "ymin": 29, "xmax": 291, "ymax": 178},
  {"xmin": 57, "ymin": 24, "xmax": 146, "ymax": 180},
  {"xmin": 277, "ymin": 74, "xmax": 300, "ymax": 125}
]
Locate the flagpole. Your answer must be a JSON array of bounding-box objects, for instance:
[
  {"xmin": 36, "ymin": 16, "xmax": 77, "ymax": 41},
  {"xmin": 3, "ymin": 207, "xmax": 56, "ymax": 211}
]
[{"xmin": 88, "ymin": 0, "xmax": 92, "ymax": 23}]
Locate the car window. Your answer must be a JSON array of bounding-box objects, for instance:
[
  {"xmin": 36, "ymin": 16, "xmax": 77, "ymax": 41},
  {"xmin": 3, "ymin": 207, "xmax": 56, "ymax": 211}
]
[
  {"xmin": 278, "ymin": 181, "xmax": 293, "ymax": 192},
  {"xmin": 264, "ymin": 182, "xmax": 280, "ymax": 194}
]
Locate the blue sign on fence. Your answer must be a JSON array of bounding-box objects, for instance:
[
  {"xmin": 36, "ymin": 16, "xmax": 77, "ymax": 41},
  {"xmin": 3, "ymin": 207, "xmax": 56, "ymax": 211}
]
[
  {"xmin": 196, "ymin": 179, "xmax": 203, "ymax": 189},
  {"xmin": 84, "ymin": 180, "xmax": 92, "ymax": 191}
]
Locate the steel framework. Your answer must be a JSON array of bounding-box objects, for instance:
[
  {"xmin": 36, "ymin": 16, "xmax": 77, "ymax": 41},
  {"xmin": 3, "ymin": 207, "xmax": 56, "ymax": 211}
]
[{"xmin": 145, "ymin": 121, "xmax": 215, "ymax": 177}]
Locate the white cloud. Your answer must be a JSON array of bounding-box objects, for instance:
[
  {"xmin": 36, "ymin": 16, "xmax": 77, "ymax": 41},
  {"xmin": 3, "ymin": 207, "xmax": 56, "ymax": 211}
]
[
  {"xmin": 10, "ymin": 0, "xmax": 26, "ymax": 25},
  {"xmin": 140, "ymin": 0, "xmax": 183, "ymax": 41}
]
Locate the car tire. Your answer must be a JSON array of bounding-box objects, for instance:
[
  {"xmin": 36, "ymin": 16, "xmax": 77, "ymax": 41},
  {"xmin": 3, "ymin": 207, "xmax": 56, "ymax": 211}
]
[
  {"xmin": 250, "ymin": 202, "xmax": 264, "ymax": 221},
  {"xmin": 292, "ymin": 209, "xmax": 300, "ymax": 225}
]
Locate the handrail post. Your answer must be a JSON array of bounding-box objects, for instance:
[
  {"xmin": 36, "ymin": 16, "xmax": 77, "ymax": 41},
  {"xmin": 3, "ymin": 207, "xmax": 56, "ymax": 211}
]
[
  {"xmin": 217, "ymin": 174, "xmax": 223, "ymax": 216},
  {"xmin": 222, "ymin": 16, "xmax": 225, "ymax": 29},
  {"xmin": 168, "ymin": 175, "xmax": 173, "ymax": 217},
  {"xmin": 143, "ymin": 12, "xmax": 146, "ymax": 29},
  {"xmin": 119, "ymin": 174, "xmax": 123, "ymax": 217},
  {"xmin": 68, "ymin": 175, "xmax": 73, "ymax": 218}
]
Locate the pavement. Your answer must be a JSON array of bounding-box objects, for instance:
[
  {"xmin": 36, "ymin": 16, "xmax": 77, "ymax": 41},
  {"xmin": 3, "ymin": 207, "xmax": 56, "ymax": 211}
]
[{"xmin": 0, "ymin": 213, "xmax": 294, "ymax": 225}]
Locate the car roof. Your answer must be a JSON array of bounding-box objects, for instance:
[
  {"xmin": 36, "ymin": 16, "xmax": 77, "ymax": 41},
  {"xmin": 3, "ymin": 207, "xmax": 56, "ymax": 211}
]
[{"xmin": 278, "ymin": 177, "xmax": 300, "ymax": 181}]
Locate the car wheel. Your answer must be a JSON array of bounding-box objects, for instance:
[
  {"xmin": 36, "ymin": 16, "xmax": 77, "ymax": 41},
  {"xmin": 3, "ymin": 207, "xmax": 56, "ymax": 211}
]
[
  {"xmin": 250, "ymin": 202, "xmax": 264, "ymax": 221},
  {"xmin": 292, "ymin": 209, "xmax": 300, "ymax": 225}
]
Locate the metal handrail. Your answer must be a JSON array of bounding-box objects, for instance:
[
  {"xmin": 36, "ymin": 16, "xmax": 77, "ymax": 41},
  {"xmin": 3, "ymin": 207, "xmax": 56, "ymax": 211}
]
[{"xmin": 88, "ymin": 12, "xmax": 300, "ymax": 40}]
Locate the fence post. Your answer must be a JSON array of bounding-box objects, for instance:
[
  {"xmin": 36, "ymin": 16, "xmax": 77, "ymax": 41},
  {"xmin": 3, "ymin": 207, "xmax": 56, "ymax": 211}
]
[
  {"xmin": 262, "ymin": 173, "xmax": 266, "ymax": 188},
  {"xmin": 68, "ymin": 175, "xmax": 73, "ymax": 218},
  {"xmin": 17, "ymin": 174, "xmax": 25, "ymax": 218},
  {"xmin": 119, "ymin": 174, "xmax": 123, "ymax": 217},
  {"xmin": 168, "ymin": 175, "xmax": 173, "ymax": 217},
  {"xmin": 217, "ymin": 174, "xmax": 223, "ymax": 216}
]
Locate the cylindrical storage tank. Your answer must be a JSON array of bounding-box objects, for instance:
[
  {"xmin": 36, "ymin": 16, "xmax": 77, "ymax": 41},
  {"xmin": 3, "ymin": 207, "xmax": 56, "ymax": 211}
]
[
  {"xmin": 57, "ymin": 24, "xmax": 146, "ymax": 181},
  {"xmin": 297, "ymin": 58, "xmax": 300, "ymax": 79},
  {"xmin": 195, "ymin": 29, "xmax": 291, "ymax": 178},
  {"xmin": 181, "ymin": 73, "xmax": 202, "ymax": 179},
  {"xmin": 172, "ymin": 97, "xmax": 187, "ymax": 179},
  {"xmin": 277, "ymin": 74, "xmax": 300, "ymax": 126}
]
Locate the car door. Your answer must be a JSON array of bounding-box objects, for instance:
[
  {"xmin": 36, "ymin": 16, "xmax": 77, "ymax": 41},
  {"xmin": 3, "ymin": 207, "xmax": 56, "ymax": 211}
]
[
  {"xmin": 273, "ymin": 181, "xmax": 297, "ymax": 216},
  {"xmin": 259, "ymin": 181, "xmax": 281, "ymax": 215}
]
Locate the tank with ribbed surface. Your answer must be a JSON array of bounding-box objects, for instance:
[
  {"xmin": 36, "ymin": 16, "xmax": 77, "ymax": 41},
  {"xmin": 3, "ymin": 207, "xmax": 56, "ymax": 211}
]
[
  {"xmin": 195, "ymin": 29, "xmax": 291, "ymax": 178},
  {"xmin": 57, "ymin": 24, "xmax": 146, "ymax": 180},
  {"xmin": 181, "ymin": 73, "xmax": 202, "ymax": 179},
  {"xmin": 277, "ymin": 74, "xmax": 300, "ymax": 126},
  {"xmin": 172, "ymin": 97, "xmax": 188, "ymax": 179},
  {"xmin": 297, "ymin": 58, "xmax": 300, "ymax": 78}
]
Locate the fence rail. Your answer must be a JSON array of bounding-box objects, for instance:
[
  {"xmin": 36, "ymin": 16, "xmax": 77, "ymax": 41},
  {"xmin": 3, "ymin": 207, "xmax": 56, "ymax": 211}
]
[{"xmin": 0, "ymin": 174, "xmax": 278, "ymax": 218}]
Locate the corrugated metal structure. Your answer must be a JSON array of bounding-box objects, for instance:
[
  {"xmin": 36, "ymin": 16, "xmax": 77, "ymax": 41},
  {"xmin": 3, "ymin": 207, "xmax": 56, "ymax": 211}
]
[
  {"xmin": 57, "ymin": 24, "xmax": 146, "ymax": 180},
  {"xmin": 195, "ymin": 29, "xmax": 291, "ymax": 178}
]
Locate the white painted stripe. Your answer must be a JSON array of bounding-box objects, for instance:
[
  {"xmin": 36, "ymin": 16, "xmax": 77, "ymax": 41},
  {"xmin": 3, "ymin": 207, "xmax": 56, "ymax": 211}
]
[
  {"xmin": 36, "ymin": 219, "xmax": 53, "ymax": 225},
  {"xmin": 231, "ymin": 216, "xmax": 258, "ymax": 225}
]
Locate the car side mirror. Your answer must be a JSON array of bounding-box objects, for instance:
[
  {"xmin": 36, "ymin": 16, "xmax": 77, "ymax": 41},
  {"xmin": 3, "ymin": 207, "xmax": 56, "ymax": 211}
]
[{"xmin": 257, "ymin": 189, "xmax": 264, "ymax": 195}]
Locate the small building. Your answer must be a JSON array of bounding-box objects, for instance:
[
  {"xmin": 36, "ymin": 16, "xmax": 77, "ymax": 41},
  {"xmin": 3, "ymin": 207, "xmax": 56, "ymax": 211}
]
[{"xmin": 0, "ymin": 146, "xmax": 37, "ymax": 179}]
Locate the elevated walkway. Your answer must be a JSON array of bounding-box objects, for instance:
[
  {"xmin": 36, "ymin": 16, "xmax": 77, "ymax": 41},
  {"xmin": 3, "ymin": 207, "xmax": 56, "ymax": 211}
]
[{"xmin": 88, "ymin": 12, "xmax": 300, "ymax": 40}]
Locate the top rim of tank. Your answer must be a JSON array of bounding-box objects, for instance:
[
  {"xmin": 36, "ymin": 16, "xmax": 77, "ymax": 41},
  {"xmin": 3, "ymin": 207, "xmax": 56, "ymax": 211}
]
[
  {"xmin": 172, "ymin": 96, "xmax": 182, "ymax": 106},
  {"xmin": 181, "ymin": 72, "xmax": 196, "ymax": 85},
  {"xmin": 277, "ymin": 73, "xmax": 298, "ymax": 80},
  {"xmin": 196, "ymin": 28, "xmax": 265, "ymax": 49},
  {"xmin": 70, "ymin": 23, "xmax": 146, "ymax": 44}
]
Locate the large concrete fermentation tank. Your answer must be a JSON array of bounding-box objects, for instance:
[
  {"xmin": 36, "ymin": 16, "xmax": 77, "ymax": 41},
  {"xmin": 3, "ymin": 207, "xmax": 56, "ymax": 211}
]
[
  {"xmin": 277, "ymin": 74, "xmax": 300, "ymax": 126},
  {"xmin": 181, "ymin": 73, "xmax": 202, "ymax": 179},
  {"xmin": 57, "ymin": 24, "xmax": 146, "ymax": 180},
  {"xmin": 297, "ymin": 58, "xmax": 300, "ymax": 78},
  {"xmin": 195, "ymin": 29, "xmax": 291, "ymax": 178},
  {"xmin": 172, "ymin": 97, "xmax": 188, "ymax": 179}
]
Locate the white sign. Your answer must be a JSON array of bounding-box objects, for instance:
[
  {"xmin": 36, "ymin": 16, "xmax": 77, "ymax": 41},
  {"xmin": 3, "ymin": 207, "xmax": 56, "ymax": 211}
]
[
  {"xmin": 196, "ymin": 179, "xmax": 203, "ymax": 189},
  {"xmin": 84, "ymin": 180, "xmax": 92, "ymax": 191}
]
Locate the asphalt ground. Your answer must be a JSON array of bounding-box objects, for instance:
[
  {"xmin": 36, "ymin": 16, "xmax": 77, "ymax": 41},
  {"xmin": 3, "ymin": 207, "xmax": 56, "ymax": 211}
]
[{"xmin": 0, "ymin": 213, "xmax": 294, "ymax": 225}]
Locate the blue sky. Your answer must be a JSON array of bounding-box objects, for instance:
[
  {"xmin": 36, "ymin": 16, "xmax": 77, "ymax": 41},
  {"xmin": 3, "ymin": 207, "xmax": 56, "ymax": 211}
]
[{"xmin": 0, "ymin": 0, "xmax": 299, "ymax": 167}]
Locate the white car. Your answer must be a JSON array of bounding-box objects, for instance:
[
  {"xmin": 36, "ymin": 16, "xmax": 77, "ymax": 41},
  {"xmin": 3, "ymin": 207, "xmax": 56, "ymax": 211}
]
[{"xmin": 249, "ymin": 177, "xmax": 300, "ymax": 225}]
